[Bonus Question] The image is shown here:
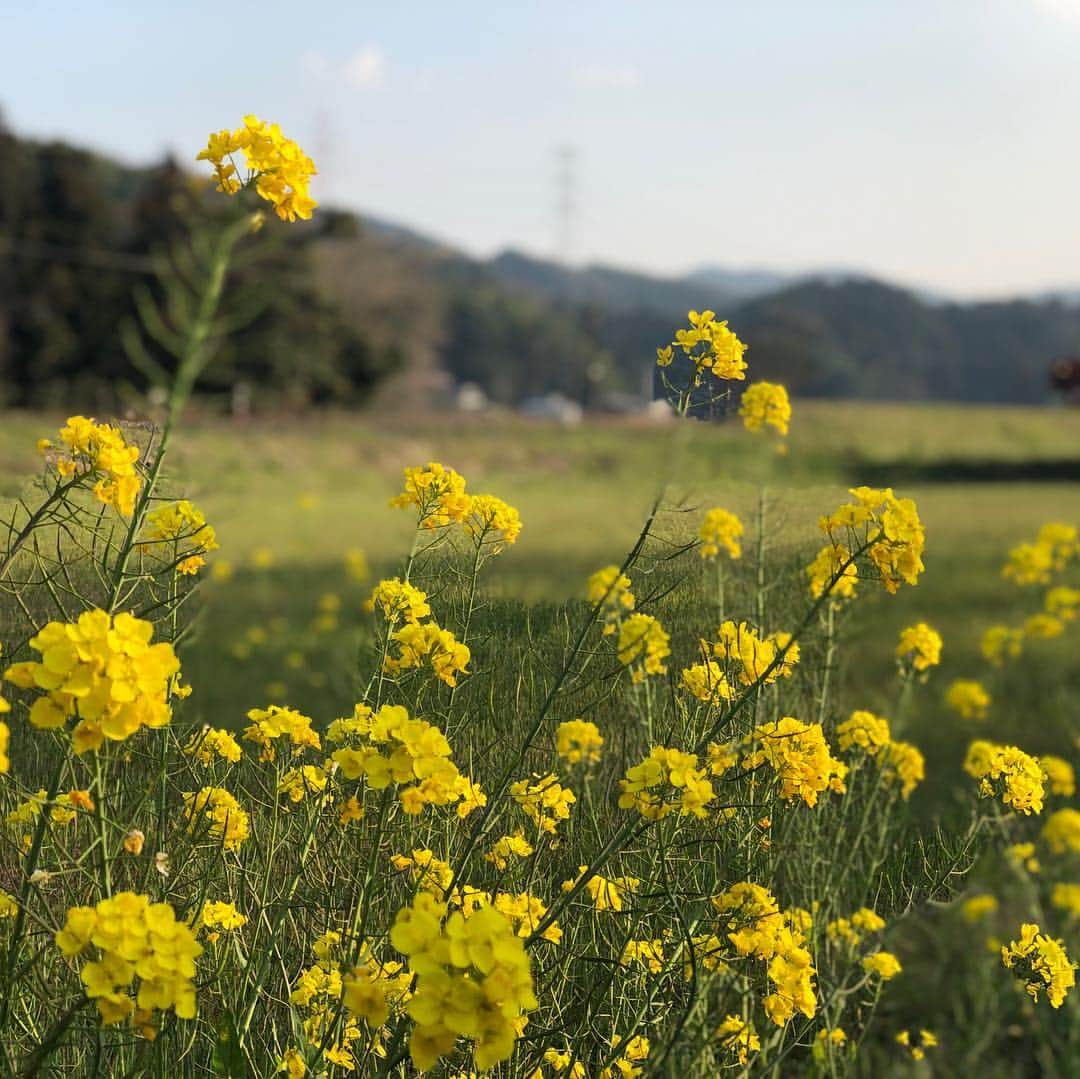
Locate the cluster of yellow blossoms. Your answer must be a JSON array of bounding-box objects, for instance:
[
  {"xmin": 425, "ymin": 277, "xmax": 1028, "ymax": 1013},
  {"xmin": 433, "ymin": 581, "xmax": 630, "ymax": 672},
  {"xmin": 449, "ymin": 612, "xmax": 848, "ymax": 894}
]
[
  {"xmin": 197, "ymin": 115, "xmax": 317, "ymax": 222},
  {"xmin": 656, "ymin": 309, "xmax": 748, "ymax": 383},
  {"xmin": 287, "ymin": 931, "xmax": 409, "ymax": 1068},
  {"xmin": 1001, "ymin": 923, "xmax": 1076, "ymax": 1007},
  {"xmin": 510, "ymin": 773, "xmax": 576, "ymax": 834},
  {"xmin": 183, "ymin": 725, "xmax": 242, "ymax": 766},
  {"xmin": 330, "ymin": 703, "xmax": 484, "ymax": 817},
  {"xmin": 616, "ymin": 613, "xmax": 671, "ymax": 683},
  {"xmin": 895, "ymin": 622, "xmax": 942, "ymax": 673},
  {"xmin": 618, "ymin": 746, "xmax": 715, "ymax": 820},
  {"xmin": 390, "ymin": 893, "xmax": 537, "ymax": 1071},
  {"xmin": 835, "ymin": 711, "xmax": 925, "ymax": 798},
  {"xmin": 743, "ymin": 718, "xmax": 847, "ymax": 807},
  {"xmin": 368, "ymin": 579, "xmax": 471, "ymax": 687},
  {"xmin": 680, "ymin": 657, "xmax": 735, "ymax": 705},
  {"xmin": 826, "ymin": 907, "xmax": 885, "ymax": 947},
  {"xmin": 1002, "ymin": 523, "xmax": 1078, "ymax": 586},
  {"xmin": 243, "ymin": 704, "xmax": 321, "ymax": 761},
  {"xmin": 586, "ymin": 564, "xmax": 635, "ymax": 635},
  {"xmin": 1044, "ymin": 808, "xmax": 1080, "ymax": 853},
  {"xmin": 713, "ymin": 620, "xmax": 799, "ymax": 686},
  {"xmin": 182, "ymin": 786, "xmax": 250, "ymax": 851},
  {"xmin": 142, "ymin": 500, "xmax": 218, "ymax": 575},
  {"xmin": 4, "ymin": 610, "xmax": 181, "ymax": 753},
  {"xmin": 713, "ymin": 883, "xmax": 817, "ymax": 1026},
  {"xmin": 715, "ymin": 1015, "xmax": 761, "ymax": 1065},
  {"xmin": 806, "ymin": 542, "xmax": 858, "ymax": 600},
  {"xmin": 562, "ymin": 867, "xmax": 640, "ymax": 913},
  {"xmin": 56, "ymin": 892, "xmax": 201, "ymax": 1025},
  {"xmin": 818, "ymin": 486, "xmax": 925, "ymax": 593},
  {"xmin": 739, "ymin": 382, "xmax": 792, "ymax": 440},
  {"xmin": 390, "ymin": 462, "xmax": 522, "ymax": 553},
  {"xmin": 555, "ymin": 719, "xmax": 603, "ymax": 765},
  {"xmin": 946, "ymin": 679, "xmax": 991, "ymax": 720},
  {"xmin": 40, "ymin": 415, "xmax": 142, "ymax": 515},
  {"xmin": 699, "ymin": 507, "xmax": 744, "ymax": 561},
  {"xmin": 963, "ymin": 740, "xmax": 1046, "ymax": 815}
]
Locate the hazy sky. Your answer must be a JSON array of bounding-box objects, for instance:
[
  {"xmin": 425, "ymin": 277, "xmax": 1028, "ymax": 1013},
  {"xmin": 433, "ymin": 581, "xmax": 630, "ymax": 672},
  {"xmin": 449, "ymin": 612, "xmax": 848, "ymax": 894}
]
[{"xmin": 3, "ymin": 0, "xmax": 1080, "ymax": 297}]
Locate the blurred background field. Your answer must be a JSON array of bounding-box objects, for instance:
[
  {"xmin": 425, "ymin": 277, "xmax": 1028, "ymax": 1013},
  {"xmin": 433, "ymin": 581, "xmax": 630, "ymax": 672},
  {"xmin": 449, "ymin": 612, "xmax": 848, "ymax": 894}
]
[{"xmin": 4, "ymin": 402, "xmax": 1076, "ymax": 813}]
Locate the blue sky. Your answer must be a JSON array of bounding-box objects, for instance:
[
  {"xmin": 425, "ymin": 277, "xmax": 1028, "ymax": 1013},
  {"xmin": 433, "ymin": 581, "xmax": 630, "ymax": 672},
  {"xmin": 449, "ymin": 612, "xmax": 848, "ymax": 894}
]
[{"xmin": 3, "ymin": 0, "xmax": 1080, "ymax": 297}]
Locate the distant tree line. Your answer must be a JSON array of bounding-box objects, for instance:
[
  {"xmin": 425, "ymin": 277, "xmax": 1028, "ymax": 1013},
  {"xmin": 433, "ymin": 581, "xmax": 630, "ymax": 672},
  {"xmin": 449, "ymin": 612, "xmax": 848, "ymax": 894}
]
[
  {"xmin": 2, "ymin": 125, "xmax": 1078, "ymax": 411},
  {"xmin": 0, "ymin": 130, "xmax": 393, "ymax": 409}
]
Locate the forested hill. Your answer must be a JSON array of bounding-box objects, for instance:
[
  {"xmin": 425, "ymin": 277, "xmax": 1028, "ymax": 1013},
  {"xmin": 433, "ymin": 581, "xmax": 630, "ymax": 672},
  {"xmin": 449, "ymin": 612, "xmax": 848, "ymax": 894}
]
[{"xmin": 1, "ymin": 126, "xmax": 1077, "ymax": 409}]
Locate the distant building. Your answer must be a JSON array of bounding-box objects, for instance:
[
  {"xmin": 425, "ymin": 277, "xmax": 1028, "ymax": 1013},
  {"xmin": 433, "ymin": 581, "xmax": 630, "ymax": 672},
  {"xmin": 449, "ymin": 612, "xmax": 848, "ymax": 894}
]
[{"xmin": 520, "ymin": 393, "xmax": 583, "ymax": 425}]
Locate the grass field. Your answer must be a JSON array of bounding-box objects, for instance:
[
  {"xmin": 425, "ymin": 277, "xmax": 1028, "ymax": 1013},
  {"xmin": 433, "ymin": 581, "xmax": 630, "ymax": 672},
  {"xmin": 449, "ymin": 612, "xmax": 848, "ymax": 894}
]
[
  {"xmin": 2, "ymin": 399, "xmax": 1079, "ymax": 1075},
  {"xmin": 3, "ymin": 401, "xmax": 1079, "ymax": 805}
]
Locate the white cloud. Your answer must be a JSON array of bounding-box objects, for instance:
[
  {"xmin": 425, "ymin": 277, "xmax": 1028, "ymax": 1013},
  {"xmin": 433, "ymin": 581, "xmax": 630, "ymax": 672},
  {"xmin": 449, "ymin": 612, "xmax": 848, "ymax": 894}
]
[
  {"xmin": 344, "ymin": 46, "xmax": 386, "ymax": 89},
  {"xmin": 576, "ymin": 63, "xmax": 641, "ymax": 90}
]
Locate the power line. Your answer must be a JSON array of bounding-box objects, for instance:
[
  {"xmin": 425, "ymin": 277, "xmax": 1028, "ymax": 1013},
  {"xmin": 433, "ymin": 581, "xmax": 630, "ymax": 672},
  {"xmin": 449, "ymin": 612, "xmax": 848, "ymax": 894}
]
[{"xmin": 554, "ymin": 144, "xmax": 577, "ymax": 266}]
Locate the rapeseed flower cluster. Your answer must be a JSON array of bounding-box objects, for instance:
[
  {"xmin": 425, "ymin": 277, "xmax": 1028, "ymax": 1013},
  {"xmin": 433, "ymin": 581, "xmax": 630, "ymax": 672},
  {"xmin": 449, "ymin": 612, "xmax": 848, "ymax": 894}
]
[
  {"xmin": 330, "ymin": 703, "xmax": 483, "ymax": 816},
  {"xmin": 384, "ymin": 621, "xmax": 471, "ymax": 687},
  {"xmin": 242, "ymin": 704, "xmax": 321, "ymax": 761},
  {"xmin": 806, "ymin": 543, "xmax": 859, "ymax": 600},
  {"xmin": 1043, "ymin": 808, "xmax": 1080, "ymax": 853},
  {"xmin": 616, "ymin": 613, "xmax": 671, "ymax": 683},
  {"xmin": 390, "ymin": 462, "xmax": 522, "ymax": 556},
  {"xmin": 197, "ymin": 115, "xmax": 317, "ymax": 221},
  {"xmin": 366, "ymin": 578, "xmax": 432, "ymax": 624},
  {"xmin": 963, "ymin": 740, "xmax": 1046, "ymax": 815},
  {"xmin": 1040, "ymin": 755, "xmax": 1075, "ymax": 798},
  {"xmin": 834, "ymin": 712, "xmax": 925, "ymax": 798},
  {"xmin": 183, "ymin": 725, "xmax": 242, "ymax": 766},
  {"xmin": 819, "ymin": 486, "xmax": 926, "ymax": 593},
  {"xmin": 946, "ymin": 679, "xmax": 991, "ymax": 720},
  {"xmin": 742, "ymin": 718, "xmax": 847, "ymax": 807},
  {"xmin": 713, "ymin": 620, "xmax": 799, "ymax": 686},
  {"xmin": 561, "ymin": 867, "xmax": 640, "ymax": 912},
  {"xmin": 1000, "ymin": 923, "xmax": 1076, "ymax": 1007},
  {"xmin": 391, "ymin": 462, "xmax": 471, "ymax": 528},
  {"xmin": 587, "ymin": 564, "xmax": 635, "ymax": 635},
  {"xmin": 142, "ymin": 500, "xmax": 218, "ymax": 574},
  {"xmin": 680, "ymin": 658, "xmax": 735, "ymax": 705},
  {"xmin": 465, "ymin": 494, "xmax": 523, "ymax": 552},
  {"xmin": 196, "ymin": 900, "xmax": 247, "ymax": 942},
  {"xmin": 41, "ymin": 415, "xmax": 142, "ymax": 515},
  {"xmin": 826, "ymin": 907, "xmax": 886, "ymax": 947},
  {"xmin": 367, "ymin": 578, "xmax": 471, "ymax": 686},
  {"xmin": 1002, "ymin": 522, "xmax": 1078, "ymax": 586},
  {"xmin": 55, "ymin": 892, "xmax": 201, "ymax": 1025},
  {"xmin": 618, "ymin": 746, "xmax": 715, "ymax": 820},
  {"xmin": 392, "ymin": 849, "xmax": 454, "ymax": 895},
  {"xmin": 4, "ymin": 610, "xmax": 180, "ymax": 753},
  {"xmin": 390, "ymin": 893, "xmax": 537, "ymax": 1071},
  {"xmin": 656, "ymin": 309, "xmax": 748, "ymax": 383},
  {"xmin": 278, "ymin": 764, "xmax": 329, "ymax": 803},
  {"xmin": 699, "ymin": 507, "xmax": 744, "ymax": 561},
  {"xmin": 895, "ymin": 622, "xmax": 942, "ymax": 673},
  {"xmin": 289, "ymin": 931, "xmax": 400, "ymax": 1067},
  {"xmin": 711, "ymin": 883, "xmax": 817, "ymax": 1025},
  {"xmin": 739, "ymin": 382, "xmax": 792, "ymax": 439},
  {"xmin": 510, "ymin": 773, "xmax": 576, "ymax": 834},
  {"xmin": 715, "ymin": 1015, "xmax": 761, "ymax": 1065},
  {"xmin": 981, "ymin": 624, "xmax": 1025, "ymax": 666},
  {"xmin": 181, "ymin": 786, "xmax": 250, "ymax": 851},
  {"xmin": 555, "ymin": 719, "xmax": 603, "ymax": 765}
]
